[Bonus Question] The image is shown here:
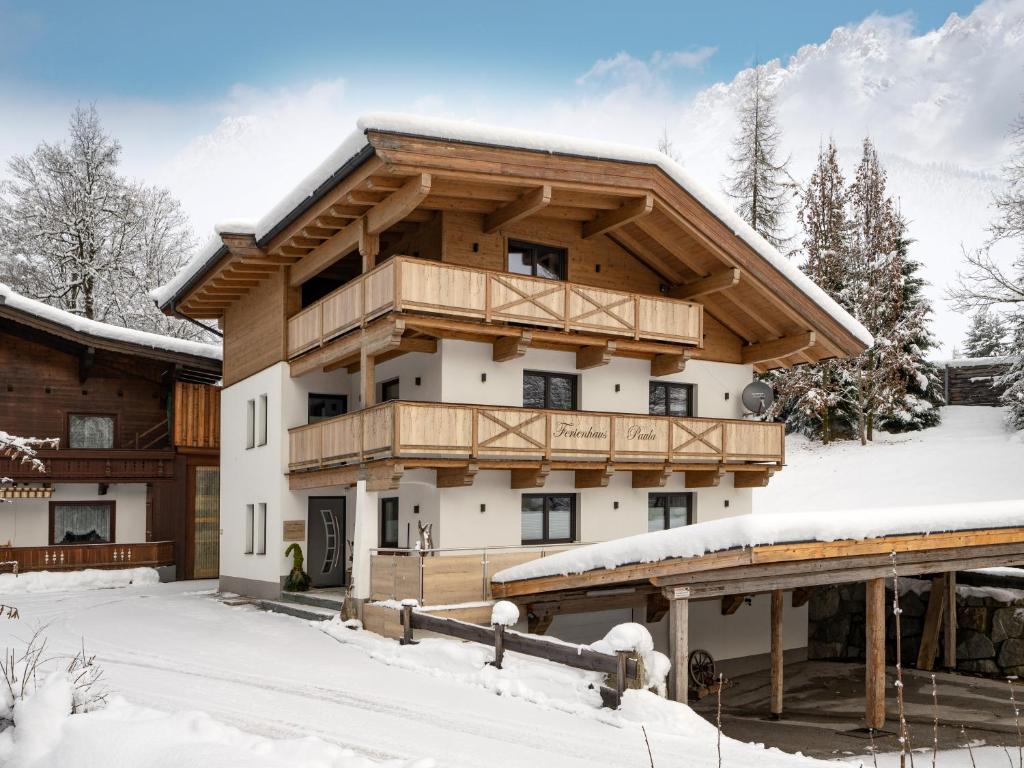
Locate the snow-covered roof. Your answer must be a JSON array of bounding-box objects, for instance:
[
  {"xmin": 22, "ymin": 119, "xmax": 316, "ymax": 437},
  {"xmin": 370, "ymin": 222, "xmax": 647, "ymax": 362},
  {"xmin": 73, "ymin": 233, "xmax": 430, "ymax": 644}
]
[
  {"xmin": 938, "ymin": 355, "xmax": 1016, "ymax": 368},
  {"xmin": 153, "ymin": 114, "xmax": 872, "ymax": 348},
  {"xmin": 492, "ymin": 499, "xmax": 1024, "ymax": 583},
  {"xmin": 0, "ymin": 283, "xmax": 222, "ymax": 362}
]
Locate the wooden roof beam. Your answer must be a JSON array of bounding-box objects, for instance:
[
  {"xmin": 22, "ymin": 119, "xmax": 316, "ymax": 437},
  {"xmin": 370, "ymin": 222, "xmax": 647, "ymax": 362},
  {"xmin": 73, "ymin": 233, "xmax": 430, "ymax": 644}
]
[
  {"xmin": 741, "ymin": 332, "xmax": 817, "ymax": 365},
  {"xmin": 672, "ymin": 268, "xmax": 741, "ymax": 300},
  {"xmin": 289, "ymin": 218, "xmax": 363, "ymax": 287},
  {"xmin": 583, "ymin": 194, "xmax": 653, "ymax": 239},
  {"xmin": 483, "ymin": 185, "xmax": 552, "ymax": 233},
  {"xmin": 366, "ymin": 174, "xmax": 432, "ymax": 235}
]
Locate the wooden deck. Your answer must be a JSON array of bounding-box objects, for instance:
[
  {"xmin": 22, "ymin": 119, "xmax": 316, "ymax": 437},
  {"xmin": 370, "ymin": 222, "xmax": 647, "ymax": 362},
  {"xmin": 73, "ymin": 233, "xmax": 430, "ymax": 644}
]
[
  {"xmin": 288, "ymin": 400, "xmax": 783, "ymax": 473},
  {"xmin": 0, "ymin": 541, "xmax": 175, "ymax": 573},
  {"xmin": 287, "ymin": 256, "xmax": 703, "ymax": 359}
]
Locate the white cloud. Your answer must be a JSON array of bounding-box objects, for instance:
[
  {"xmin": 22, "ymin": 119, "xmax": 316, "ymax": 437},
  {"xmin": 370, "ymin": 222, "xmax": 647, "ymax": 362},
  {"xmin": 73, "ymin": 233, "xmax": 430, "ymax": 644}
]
[
  {"xmin": 1, "ymin": 0, "xmax": 1021, "ymax": 355},
  {"xmin": 575, "ymin": 46, "xmax": 717, "ymax": 86}
]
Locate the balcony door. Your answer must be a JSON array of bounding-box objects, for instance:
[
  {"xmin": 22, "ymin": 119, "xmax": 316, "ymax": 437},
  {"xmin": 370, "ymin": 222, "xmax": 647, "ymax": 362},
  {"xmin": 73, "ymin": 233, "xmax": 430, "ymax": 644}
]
[{"xmin": 307, "ymin": 497, "xmax": 345, "ymax": 588}]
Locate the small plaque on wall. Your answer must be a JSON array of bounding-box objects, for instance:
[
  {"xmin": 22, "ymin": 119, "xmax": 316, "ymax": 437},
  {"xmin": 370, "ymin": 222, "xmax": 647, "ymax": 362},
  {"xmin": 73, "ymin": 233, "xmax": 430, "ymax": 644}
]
[{"xmin": 283, "ymin": 520, "xmax": 305, "ymax": 542}]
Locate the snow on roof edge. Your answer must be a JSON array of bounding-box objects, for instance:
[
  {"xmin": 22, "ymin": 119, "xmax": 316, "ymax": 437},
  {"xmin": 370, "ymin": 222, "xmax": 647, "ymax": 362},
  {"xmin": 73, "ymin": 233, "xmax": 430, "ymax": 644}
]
[
  {"xmin": 492, "ymin": 499, "xmax": 1024, "ymax": 584},
  {"xmin": 0, "ymin": 283, "xmax": 222, "ymax": 362},
  {"xmin": 154, "ymin": 113, "xmax": 872, "ymax": 348},
  {"xmin": 938, "ymin": 355, "xmax": 1017, "ymax": 368}
]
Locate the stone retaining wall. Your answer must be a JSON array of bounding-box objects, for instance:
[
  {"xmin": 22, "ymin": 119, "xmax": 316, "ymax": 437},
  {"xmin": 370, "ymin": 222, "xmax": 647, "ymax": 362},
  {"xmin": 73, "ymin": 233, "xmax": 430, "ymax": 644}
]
[{"xmin": 808, "ymin": 580, "xmax": 1024, "ymax": 676}]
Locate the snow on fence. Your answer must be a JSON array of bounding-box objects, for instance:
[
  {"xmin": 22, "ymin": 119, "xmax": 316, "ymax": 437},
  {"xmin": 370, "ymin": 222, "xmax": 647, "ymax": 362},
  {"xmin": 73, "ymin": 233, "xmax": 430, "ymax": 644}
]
[{"xmin": 396, "ymin": 602, "xmax": 640, "ymax": 708}]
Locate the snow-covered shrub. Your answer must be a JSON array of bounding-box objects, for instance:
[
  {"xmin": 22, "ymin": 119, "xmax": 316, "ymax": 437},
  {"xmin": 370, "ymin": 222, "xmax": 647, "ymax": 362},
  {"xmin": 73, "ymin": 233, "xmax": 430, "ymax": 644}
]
[{"xmin": 490, "ymin": 601, "xmax": 519, "ymax": 627}]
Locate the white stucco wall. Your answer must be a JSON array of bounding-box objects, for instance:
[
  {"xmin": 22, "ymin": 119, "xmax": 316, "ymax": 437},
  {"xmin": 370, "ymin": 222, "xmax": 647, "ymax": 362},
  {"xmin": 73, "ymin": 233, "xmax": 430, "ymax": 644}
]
[{"xmin": 0, "ymin": 483, "xmax": 147, "ymax": 547}]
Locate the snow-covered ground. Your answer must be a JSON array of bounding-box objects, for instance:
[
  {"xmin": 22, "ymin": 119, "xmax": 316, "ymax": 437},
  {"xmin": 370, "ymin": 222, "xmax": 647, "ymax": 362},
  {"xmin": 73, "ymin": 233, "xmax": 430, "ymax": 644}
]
[
  {"xmin": 755, "ymin": 406, "xmax": 1024, "ymax": 513},
  {"xmin": 0, "ymin": 577, "xmax": 838, "ymax": 768}
]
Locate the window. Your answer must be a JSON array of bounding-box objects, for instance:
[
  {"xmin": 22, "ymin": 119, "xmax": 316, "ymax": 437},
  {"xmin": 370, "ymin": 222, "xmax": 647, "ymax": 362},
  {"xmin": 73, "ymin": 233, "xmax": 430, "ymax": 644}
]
[
  {"xmin": 647, "ymin": 493, "xmax": 692, "ymax": 532},
  {"xmin": 255, "ymin": 503, "xmax": 267, "ymax": 555},
  {"xmin": 380, "ymin": 378, "xmax": 400, "ymax": 403},
  {"xmin": 308, "ymin": 393, "xmax": 347, "ymax": 423},
  {"xmin": 380, "ymin": 497, "xmax": 399, "ymax": 549},
  {"xmin": 68, "ymin": 415, "xmax": 115, "ymax": 449},
  {"xmin": 245, "ymin": 400, "xmax": 255, "ymax": 449},
  {"xmin": 649, "ymin": 382, "xmax": 694, "ymax": 417},
  {"xmin": 523, "ymin": 371, "xmax": 578, "ymax": 410},
  {"xmin": 521, "ymin": 494, "xmax": 576, "ymax": 544},
  {"xmin": 257, "ymin": 394, "xmax": 268, "ymax": 447},
  {"xmin": 50, "ymin": 501, "xmax": 114, "ymax": 544},
  {"xmin": 508, "ymin": 240, "xmax": 567, "ymax": 281},
  {"xmin": 244, "ymin": 504, "xmax": 254, "ymax": 554}
]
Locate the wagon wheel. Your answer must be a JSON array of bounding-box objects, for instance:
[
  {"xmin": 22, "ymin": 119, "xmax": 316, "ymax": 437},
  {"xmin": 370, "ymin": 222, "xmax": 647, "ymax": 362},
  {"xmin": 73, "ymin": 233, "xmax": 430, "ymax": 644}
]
[{"xmin": 688, "ymin": 649, "xmax": 716, "ymax": 689}]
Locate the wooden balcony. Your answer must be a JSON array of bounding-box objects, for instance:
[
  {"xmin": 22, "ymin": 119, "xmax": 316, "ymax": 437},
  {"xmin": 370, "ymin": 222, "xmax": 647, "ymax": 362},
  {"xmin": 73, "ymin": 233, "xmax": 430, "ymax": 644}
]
[
  {"xmin": 0, "ymin": 449, "xmax": 177, "ymax": 482},
  {"xmin": 287, "ymin": 256, "xmax": 703, "ymax": 360},
  {"xmin": 288, "ymin": 401, "xmax": 783, "ymax": 490},
  {"xmin": 0, "ymin": 541, "xmax": 175, "ymax": 573}
]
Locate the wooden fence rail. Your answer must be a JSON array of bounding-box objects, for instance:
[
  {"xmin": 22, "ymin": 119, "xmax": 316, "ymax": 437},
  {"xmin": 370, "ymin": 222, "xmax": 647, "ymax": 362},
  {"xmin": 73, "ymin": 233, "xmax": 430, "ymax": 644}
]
[
  {"xmin": 400, "ymin": 606, "xmax": 639, "ymax": 708},
  {"xmin": 287, "ymin": 256, "xmax": 703, "ymax": 358}
]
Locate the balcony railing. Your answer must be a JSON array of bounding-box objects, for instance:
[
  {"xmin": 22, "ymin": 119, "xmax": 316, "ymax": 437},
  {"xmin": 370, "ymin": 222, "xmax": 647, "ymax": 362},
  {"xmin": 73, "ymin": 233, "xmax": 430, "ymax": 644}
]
[
  {"xmin": 0, "ymin": 449, "xmax": 176, "ymax": 481},
  {"xmin": 287, "ymin": 256, "xmax": 703, "ymax": 358},
  {"xmin": 288, "ymin": 401, "xmax": 784, "ymax": 471},
  {"xmin": 0, "ymin": 541, "xmax": 175, "ymax": 573}
]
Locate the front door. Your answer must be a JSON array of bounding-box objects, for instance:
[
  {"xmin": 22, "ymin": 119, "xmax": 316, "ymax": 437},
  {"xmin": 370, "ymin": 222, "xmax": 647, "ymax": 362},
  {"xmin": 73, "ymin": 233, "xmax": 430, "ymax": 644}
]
[{"xmin": 307, "ymin": 497, "xmax": 345, "ymax": 588}]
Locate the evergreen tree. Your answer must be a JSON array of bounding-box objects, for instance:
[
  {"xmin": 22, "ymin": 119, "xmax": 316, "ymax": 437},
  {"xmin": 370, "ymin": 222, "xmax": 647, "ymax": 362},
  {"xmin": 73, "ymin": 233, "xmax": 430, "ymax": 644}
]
[
  {"xmin": 845, "ymin": 138, "xmax": 904, "ymax": 444},
  {"xmin": 999, "ymin": 315, "xmax": 1024, "ymax": 429},
  {"xmin": 877, "ymin": 226, "xmax": 944, "ymax": 432},
  {"xmin": 962, "ymin": 308, "xmax": 1010, "ymax": 358},
  {"xmin": 0, "ymin": 105, "xmax": 200, "ymax": 339},
  {"xmin": 725, "ymin": 65, "xmax": 793, "ymax": 250},
  {"xmin": 769, "ymin": 140, "xmax": 854, "ymax": 442}
]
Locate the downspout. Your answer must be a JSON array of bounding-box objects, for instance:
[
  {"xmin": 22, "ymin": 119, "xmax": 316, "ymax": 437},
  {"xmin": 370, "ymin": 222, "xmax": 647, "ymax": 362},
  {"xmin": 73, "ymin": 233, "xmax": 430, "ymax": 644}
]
[{"xmin": 165, "ymin": 300, "xmax": 223, "ymax": 339}]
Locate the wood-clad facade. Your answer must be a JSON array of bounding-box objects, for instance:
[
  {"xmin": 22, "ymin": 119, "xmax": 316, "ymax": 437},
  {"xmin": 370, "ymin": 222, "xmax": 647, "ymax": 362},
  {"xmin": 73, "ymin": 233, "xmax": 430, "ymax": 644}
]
[
  {"xmin": 0, "ymin": 301, "xmax": 222, "ymax": 578},
  {"xmin": 155, "ymin": 120, "xmax": 871, "ymax": 685}
]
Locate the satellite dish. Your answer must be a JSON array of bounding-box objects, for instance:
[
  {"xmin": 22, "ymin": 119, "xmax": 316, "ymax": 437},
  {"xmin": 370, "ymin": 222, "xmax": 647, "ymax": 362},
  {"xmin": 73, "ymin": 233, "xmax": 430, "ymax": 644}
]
[{"xmin": 741, "ymin": 380, "xmax": 775, "ymax": 416}]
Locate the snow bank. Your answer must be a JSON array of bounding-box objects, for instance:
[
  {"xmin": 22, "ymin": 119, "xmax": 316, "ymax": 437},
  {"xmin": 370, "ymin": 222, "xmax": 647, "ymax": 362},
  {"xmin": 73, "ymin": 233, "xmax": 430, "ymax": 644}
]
[
  {"xmin": 494, "ymin": 499, "xmax": 1024, "ymax": 583},
  {"xmin": 0, "ymin": 568, "xmax": 159, "ymax": 595},
  {"xmin": 490, "ymin": 600, "xmax": 519, "ymax": 627},
  {"xmin": 152, "ymin": 114, "xmax": 871, "ymax": 348},
  {"xmin": 0, "ymin": 283, "xmax": 221, "ymax": 360},
  {"xmin": 0, "ymin": 677, "xmax": 431, "ymax": 768}
]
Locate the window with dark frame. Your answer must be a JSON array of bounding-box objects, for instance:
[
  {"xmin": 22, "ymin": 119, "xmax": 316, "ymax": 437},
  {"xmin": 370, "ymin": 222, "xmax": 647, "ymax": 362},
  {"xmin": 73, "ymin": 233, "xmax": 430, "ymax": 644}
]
[
  {"xmin": 508, "ymin": 240, "xmax": 567, "ymax": 281},
  {"xmin": 50, "ymin": 501, "xmax": 114, "ymax": 544},
  {"xmin": 68, "ymin": 414, "xmax": 115, "ymax": 449},
  {"xmin": 647, "ymin": 493, "xmax": 692, "ymax": 533},
  {"xmin": 380, "ymin": 497, "xmax": 400, "ymax": 549},
  {"xmin": 523, "ymin": 371, "xmax": 578, "ymax": 410},
  {"xmin": 379, "ymin": 378, "xmax": 400, "ymax": 403},
  {"xmin": 648, "ymin": 381, "xmax": 694, "ymax": 417},
  {"xmin": 308, "ymin": 393, "xmax": 347, "ymax": 423},
  {"xmin": 521, "ymin": 494, "xmax": 576, "ymax": 544}
]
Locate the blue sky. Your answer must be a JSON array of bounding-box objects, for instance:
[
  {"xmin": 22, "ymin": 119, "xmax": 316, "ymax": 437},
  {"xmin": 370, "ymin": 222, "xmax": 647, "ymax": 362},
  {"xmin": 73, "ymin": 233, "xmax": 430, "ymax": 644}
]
[{"xmin": 0, "ymin": 1, "xmax": 977, "ymax": 100}]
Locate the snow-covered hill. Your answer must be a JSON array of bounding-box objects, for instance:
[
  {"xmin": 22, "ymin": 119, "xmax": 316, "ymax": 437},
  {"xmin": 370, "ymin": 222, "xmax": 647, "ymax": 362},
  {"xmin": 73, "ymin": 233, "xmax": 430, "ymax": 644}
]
[{"xmin": 755, "ymin": 406, "xmax": 1024, "ymax": 515}]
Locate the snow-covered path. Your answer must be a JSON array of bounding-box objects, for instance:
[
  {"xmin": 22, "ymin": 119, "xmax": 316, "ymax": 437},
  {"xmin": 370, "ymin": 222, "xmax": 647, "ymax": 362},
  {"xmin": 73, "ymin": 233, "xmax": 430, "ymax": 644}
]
[{"xmin": 0, "ymin": 580, "xmax": 826, "ymax": 768}]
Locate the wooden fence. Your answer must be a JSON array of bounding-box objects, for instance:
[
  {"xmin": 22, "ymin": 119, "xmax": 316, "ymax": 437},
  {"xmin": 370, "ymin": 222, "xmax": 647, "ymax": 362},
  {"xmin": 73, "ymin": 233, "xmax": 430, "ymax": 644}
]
[
  {"xmin": 289, "ymin": 401, "xmax": 784, "ymax": 471},
  {"xmin": 287, "ymin": 256, "xmax": 703, "ymax": 357},
  {"xmin": 398, "ymin": 605, "xmax": 640, "ymax": 708},
  {"xmin": 0, "ymin": 541, "xmax": 175, "ymax": 573}
]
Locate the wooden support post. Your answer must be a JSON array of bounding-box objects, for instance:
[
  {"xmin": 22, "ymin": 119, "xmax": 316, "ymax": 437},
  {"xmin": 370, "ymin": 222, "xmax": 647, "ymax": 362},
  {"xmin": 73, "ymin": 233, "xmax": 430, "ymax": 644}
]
[
  {"xmin": 576, "ymin": 342, "xmax": 616, "ymax": 370},
  {"xmin": 400, "ymin": 602, "xmax": 418, "ymax": 646},
  {"xmin": 865, "ymin": 578, "xmax": 886, "ymax": 729},
  {"xmin": 511, "ymin": 463, "xmax": 550, "ymax": 489},
  {"xmin": 668, "ymin": 587, "xmax": 690, "ymax": 703},
  {"xmin": 528, "ymin": 611, "xmax": 554, "ymax": 635},
  {"xmin": 361, "ymin": 347, "xmax": 376, "ymax": 407},
  {"xmin": 791, "ymin": 587, "xmax": 811, "ymax": 608},
  {"xmin": 492, "ymin": 332, "xmax": 532, "ymax": 362},
  {"xmin": 685, "ymin": 468, "xmax": 723, "ymax": 489},
  {"xmin": 770, "ymin": 589, "xmax": 783, "ymax": 719},
  {"xmin": 944, "ymin": 571, "xmax": 957, "ymax": 670},
  {"xmin": 651, "ymin": 352, "xmax": 687, "ymax": 377},
  {"xmin": 631, "ymin": 466, "xmax": 672, "ymax": 489},
  {"xmin": 721, "ymin": 594, "xmax": 744, "ymax": 615},
  {"xmin": 613, "ymin": 649, "xmax": 630, "ymax": 708},
  {"xmin": 916, "ymin": 574, "xmax": 947, "ymax": 671},
  {"xmin": 435, "ymin": 463, "xmax": 478, "ymax": 488},
  {"xmin": 574, "ymin": 465, "xmax": 614, "ymax": 489},
  {"xmin": 733, "ymin": 469, "xmax": 773, "ymax": 488},
  {"xmin": 491, "ymin": 624, "xmax": 505, "ymax": 669}
]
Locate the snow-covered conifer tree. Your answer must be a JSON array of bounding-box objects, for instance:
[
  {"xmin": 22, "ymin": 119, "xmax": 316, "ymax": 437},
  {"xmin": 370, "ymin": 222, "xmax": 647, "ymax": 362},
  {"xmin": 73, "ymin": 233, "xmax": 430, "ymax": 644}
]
[
  {"xmin": 962, "ymin": 308, "xmax": 1010, "ymax": 358},
  {"xmin": 725, "ymin": 65, "xmax": 793, "ymax": 250},
  {"xmin": 0, "ymin": 105, "xmax": 201, "ymax": 339}
]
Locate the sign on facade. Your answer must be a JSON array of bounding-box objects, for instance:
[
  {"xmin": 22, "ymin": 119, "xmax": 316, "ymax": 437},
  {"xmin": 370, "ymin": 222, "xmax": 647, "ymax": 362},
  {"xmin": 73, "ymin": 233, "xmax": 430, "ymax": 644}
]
[{"xmin": 283, "ymin": 520, "xmax": 305, "ymax": 541}]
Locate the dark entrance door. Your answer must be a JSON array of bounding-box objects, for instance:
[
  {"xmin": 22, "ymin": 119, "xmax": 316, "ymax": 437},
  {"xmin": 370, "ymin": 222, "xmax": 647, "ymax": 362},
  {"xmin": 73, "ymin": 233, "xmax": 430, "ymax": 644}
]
[{"xmin": 307, "ymin": 497, "xmax": 345, "ymax": 588}]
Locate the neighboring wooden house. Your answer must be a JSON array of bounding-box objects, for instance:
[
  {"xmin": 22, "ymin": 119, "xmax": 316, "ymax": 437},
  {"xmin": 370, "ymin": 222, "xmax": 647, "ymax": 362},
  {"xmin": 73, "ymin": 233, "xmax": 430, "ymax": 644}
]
[
  {"xmin": 0, "ymin": 285, "xmax": 222, "ymax": 579},
  {"xmin": 939, "ymin": 356, "xmax": 1014, "ymax": 406},
  {"xmin": 152, "ymin": 114, "xmax": 871, "ymax": 660}
]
